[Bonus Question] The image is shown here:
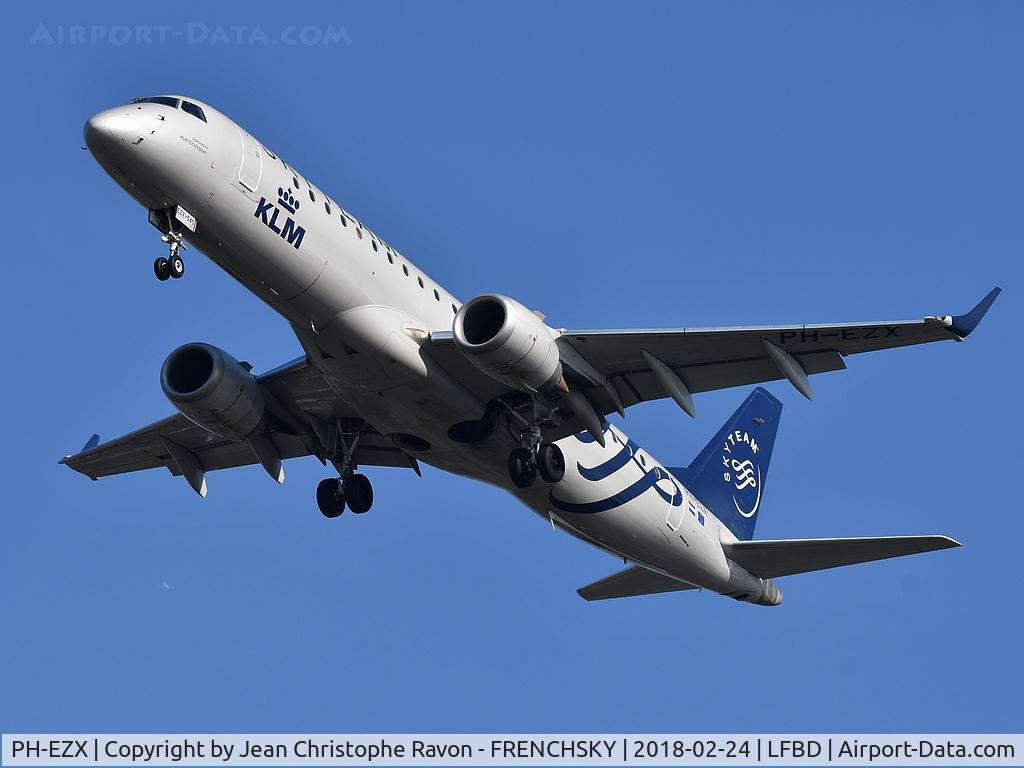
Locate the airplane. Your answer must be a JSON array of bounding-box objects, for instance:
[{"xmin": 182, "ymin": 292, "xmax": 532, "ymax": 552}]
[{"xmin": 63, "ymin": 95, "xmax": 1001, "ymax": 605}]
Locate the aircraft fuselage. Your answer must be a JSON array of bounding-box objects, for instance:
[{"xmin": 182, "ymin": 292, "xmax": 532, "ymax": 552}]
[{"xmin": 82, "ymin": 96, "xmax": 787, "ymax": 604}]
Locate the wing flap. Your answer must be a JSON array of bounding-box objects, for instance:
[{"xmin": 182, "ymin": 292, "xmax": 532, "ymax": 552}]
[
  {"xmin": 723, "ymin": 535, "xmax": 961, "ymax": 579},
  {"xmin": 578, "ymin": 565, "xmax": 699, "ymax": 601}
]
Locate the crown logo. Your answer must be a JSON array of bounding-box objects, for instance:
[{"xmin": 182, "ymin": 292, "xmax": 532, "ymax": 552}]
[{"xmin": 277, "ymin": 187, "xmax": 300, "ymax": 214}]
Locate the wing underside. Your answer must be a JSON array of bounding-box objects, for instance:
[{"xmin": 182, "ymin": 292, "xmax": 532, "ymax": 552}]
[{"xmin": 60, "ymin": 355, "xmax": 417, "ymax": 491}]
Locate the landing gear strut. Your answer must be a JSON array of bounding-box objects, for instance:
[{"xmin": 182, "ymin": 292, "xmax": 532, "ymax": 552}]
[{"xmin": 314, "ymin": 418, "xmax": 374, "ymax": 518}]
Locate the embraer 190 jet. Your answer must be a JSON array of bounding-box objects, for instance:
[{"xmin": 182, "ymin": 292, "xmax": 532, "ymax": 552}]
[{"xmin": 64, "ymin": 95, "xmax": 1000, "ymax": 605}]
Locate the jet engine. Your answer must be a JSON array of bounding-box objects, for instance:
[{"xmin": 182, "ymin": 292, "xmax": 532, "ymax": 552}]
[
  {"xmin": 160, "ymin": 342, "xmax": 266, "ymax": 439},
  {"xmin": 453, "ymin": 293, "xmax": 563, "ymax": 393}
]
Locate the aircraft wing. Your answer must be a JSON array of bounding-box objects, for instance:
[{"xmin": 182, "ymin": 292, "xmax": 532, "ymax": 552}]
[
  {"xmin": 60, "ymin": 356, "xmax": 418, "ymax": 494},
  {"xmin": 577, "ymin": 565, "xmax": 699, "ymax": 601},
  {"xmin": 557, "ymin": 287, "xmax": 1000, "ymax": 413},
  {"xmin": 722, "ymin": 535, "xmax": 961, "ymax": 579},
  {"xmin": 429, "ymin": 288, "xmax": 1000, "ymax": 418}
]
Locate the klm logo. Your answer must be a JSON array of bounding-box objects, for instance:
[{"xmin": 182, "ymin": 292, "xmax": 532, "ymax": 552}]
[{"xmin": 254, "ymin": 187, "xmax": 305, "ymax": 250}]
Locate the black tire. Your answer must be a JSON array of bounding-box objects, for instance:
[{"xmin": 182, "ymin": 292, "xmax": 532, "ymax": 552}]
[
  {"xmin": 154, "ymin": 257, "xmax": 170, "ymax": 281},
  {"xmin": 346, "ymin": 473, "xmax": 373, "ymax": 514},
  {"xmin": 316, "ymin": 478, "xmax": 345, "ymax": 518},
  {"xmin": 168, "ymin": 255, "xmax": 185, "ymax": 279},
  {"xmin": 537, "ymin": 443, "xmax": 565, "ymax": 484},
  {"xmin": 508, "ymin": 447, "xmax": 537, "ymax": 489}
]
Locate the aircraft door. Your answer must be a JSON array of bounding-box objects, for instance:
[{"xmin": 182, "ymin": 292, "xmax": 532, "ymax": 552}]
[
  {"xmin": 666, "ymin": 484, "xmax": 688, "ymax": 530},
  {"xmin": 237, "ymin": 128, "xmax": 262, "ymax": 194}
]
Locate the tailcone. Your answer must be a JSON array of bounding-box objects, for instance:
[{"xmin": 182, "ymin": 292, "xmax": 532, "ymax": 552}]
[
  {"xmin": 756, "ymin": 579, "xmax": 783, "ymax": 606},
  {"xmin": 724, "ymin": 560, "xmax": 784, "ymax": 606}
]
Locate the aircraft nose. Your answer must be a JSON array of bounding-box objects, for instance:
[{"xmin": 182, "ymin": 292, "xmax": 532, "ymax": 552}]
[{"xmin": 83, "ymin": 107, "xmax": 134, "ymax": 154}]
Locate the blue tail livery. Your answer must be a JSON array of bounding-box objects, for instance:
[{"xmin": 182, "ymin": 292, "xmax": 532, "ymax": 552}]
[{"xmin": 672, "ymin": 387, "xmax": 783, "ymax": 540}]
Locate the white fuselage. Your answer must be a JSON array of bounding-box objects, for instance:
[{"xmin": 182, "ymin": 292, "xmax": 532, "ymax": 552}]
[{"xmin": 84, "ymin": 96, "xmax": 778, "ymax": 604}]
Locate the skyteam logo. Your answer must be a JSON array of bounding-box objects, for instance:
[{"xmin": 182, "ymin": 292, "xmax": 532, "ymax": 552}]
[
  {"xmin": 722, "ymin": 429, "xmax": 761, "ymax": 518},
  {"xmin": 254, "ymin": 187, "xmax": 305, "ymax": 250}
]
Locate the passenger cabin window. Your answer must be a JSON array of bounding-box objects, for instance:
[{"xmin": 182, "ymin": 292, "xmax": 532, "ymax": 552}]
[
  {"xmin": 141, "ymin": 96, "xmax": 179, "ymax": 108},
  {"xmin": 181, "ymin": 101, "xmax": 207, "ymax": 122}
]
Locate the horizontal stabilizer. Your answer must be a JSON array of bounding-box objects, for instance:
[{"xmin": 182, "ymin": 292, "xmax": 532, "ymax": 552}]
[
  {"xmin": 578, "ymin": 565, "xmax": 698, "ymax": 601},
  {"xmin": 723, "ymin": 535, "xmax": 960, "ymax": 579}
]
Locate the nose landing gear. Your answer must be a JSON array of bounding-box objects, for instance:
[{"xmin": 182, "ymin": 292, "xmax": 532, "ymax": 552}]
[
  {"xmin": 149, "ymin": 208, "xmax": 187, "ymax": 281},
  {"xmin": 153, "ymin": 251, "xmax": 185, "ymax": 281}
]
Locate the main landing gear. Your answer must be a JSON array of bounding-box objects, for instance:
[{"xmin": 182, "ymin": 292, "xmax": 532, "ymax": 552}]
[
  {"xmin": 316, "ymin": 473, "xmax": 374, "ymax": 518},
  {"xmin": 314, "ymin": 417, "xmax": 374, "ymax": 519},
  {"xmin": 507, "ymin": 425, "xmax": 565, "ymax": 489}
]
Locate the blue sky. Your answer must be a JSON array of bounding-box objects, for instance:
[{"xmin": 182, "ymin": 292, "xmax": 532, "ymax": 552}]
[{"xmin": 1, "ymin": 1, "xmax": 1021, "ymax": 734}]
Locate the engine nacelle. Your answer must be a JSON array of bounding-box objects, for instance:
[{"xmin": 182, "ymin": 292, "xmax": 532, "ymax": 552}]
[
  {"xmin": 160, "ymin": 342, "xmax": 266, "ymax": 439},
  {"xmin": 453, "ymin": 294, "xmax": 563, "ymax": 393}
]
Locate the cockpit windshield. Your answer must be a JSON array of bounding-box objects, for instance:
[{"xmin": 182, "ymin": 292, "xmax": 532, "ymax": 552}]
[
  {"xmin": 139, "ymin": 96, "xmax": 180, "ymax": 108},
  {"xmin": 134, "ymin": 96, "xmax": 206, "ymax": 122},
  {"xmin": 181, "ymin": 101, "xmax": 207, "ymax": 122}
]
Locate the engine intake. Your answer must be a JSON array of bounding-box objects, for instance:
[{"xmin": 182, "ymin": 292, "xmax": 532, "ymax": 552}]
[
  {"xmin": 453, "ymin": 294, "xmax": 563, "ymax": 393},
  {"xmin": 161, "ymin": 342, "xmax": 266, "ymax": 439}
]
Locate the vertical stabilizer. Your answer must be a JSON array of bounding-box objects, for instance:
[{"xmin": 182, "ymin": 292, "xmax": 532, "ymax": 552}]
[{"xmin": 672, "ymin": 388, "xmax": 783, "ymax": 540}]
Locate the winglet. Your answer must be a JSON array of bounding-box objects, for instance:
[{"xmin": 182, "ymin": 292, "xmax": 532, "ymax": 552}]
[
  {"xmin": 60, "ymin": 434, "xmax": 101, "ymax": 476},
  {"xmin": 949, "ymin": 287, "xmax": 1001, "ymax": 340}
]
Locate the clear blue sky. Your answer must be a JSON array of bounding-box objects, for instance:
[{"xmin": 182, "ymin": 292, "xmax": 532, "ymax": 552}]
[{"xmin": 1, "ymin": 1, "xmax": 1020, "ymax": 734}]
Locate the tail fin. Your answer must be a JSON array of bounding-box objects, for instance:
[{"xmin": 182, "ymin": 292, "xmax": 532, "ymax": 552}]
[{"xmin": 671, "ymin": 387, "xmax": 783, "ymax": 540}]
